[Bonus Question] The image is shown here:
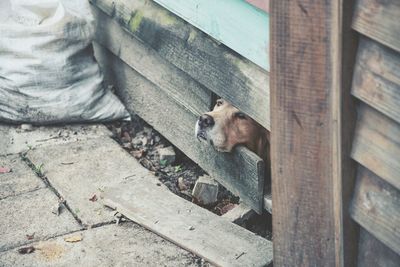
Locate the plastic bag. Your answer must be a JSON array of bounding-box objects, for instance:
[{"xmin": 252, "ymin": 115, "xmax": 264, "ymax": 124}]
[{"xmin": 0, "ymin": 0, "xmax": 130, "ymax": 124}]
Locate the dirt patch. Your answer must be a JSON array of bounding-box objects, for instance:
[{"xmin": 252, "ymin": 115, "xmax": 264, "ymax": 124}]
[
  {"xmin": 36, "ymin": 242, "xmax": 65, "ymax": 261},
  {"xmin": 106, "ymin": 116, "xmax": 239, "ymax": 216}
]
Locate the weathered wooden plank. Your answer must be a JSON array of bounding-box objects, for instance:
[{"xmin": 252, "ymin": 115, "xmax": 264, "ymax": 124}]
[
  {"xmin": 270, "ymin": 0, "xmax": 347, "ymax": 266},
  {"xmin": 90, "ymin": 0, "xmax": 270, "ymax": 130},
  {"xmin": 92, "ymin": 6, "xmax": 211, "ymax": 116},
  {"xmin": 94, "ymin": 44, "xmax": 265, "ymax": 213},
  {"xmin": 102, "ymin": 179, "xmax": 273, "ymax": 267},
  {"xmin": 353, "ymin": 0, "xmax": 400, "ymax": 53},
  {"xmin": 352, "ymin": 103, "xmax": 400, "ymax": 190},
  {"xmin": 152, "ymin": 0, "xmax": 269, "ymax": 70},
  {"xmin": 357, "ymin": 228, "xmax": 400, "ymax": 267},
  {"xmin": 350, "ymin": 166, "xmax": 400, "ymax": 255},
  {"xmin": 352, "ymin": 38, "xmax": 400, "ymax": 124}
]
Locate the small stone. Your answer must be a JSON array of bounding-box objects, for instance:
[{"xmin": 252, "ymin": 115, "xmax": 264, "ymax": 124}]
[
  {"xmin": 121, "ymin": 131, "xmax": 131, "ymax": 143},
  {"xmin": 177, "ymin": 177, "xmax": 187, "ymax": 191},
  {"xmin": 20, "ymin": 124, "xmax": 33, "ymax": 131},
  {"xmin": 158, "ymin": 146, "xmax": 176, "ymax": 165},
  {"xmin": 154, "ymin": 136, "xmax": 161, "ymax": 143},
  {"xmin": 141, "ymin": 137, "xmax": 148, "ymax": 147},
  {"xmin": 143, "ymin": 126, "xmax": 152, "ymax": 135},
  {"xmin": 122, "ymin": 142, "xmax": 132, "ymax": 149},
  {"xmin": 132, "ymin": 138, "xmax": 143, "ymax": 146},
  {"xmin": 192, "ymin": 175, "xmax": 219, "ymax": 205},
  {"xmin": 188, "ymin": 226, "xmax": 195, "ymax": 231}
]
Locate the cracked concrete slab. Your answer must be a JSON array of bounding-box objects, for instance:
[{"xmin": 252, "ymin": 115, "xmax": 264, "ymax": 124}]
[
  {"xmin": 0, "ymin": 155, "xmax": 45, "ymax": 200},
  {"xmin": 26, "ymin": 136, "xmax": 151, "ymax": 227},
  {"xmin": 0, "ymin": 124, "xmax": 111, "ymax": 156},
  {"xmin": 0, "ymin": 222, "xmax": 199, "ymax": 267},
  {"xmin": 0, "ymin": 188, "xmax": 81, "ymax": 252}
]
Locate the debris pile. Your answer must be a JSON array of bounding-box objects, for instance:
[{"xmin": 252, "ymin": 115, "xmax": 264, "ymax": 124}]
[{"xmin": 106, "ymin": 119, "xmax": 239, "ymax": 215}]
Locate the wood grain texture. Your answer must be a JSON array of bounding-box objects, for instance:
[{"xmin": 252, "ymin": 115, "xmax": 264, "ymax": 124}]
[
  {"xmin": 270, "ymin": 0, "xmax": 343, "ymax": 266},
  {"xmin": 357, "ymin": 228, "xmax": 400, "ymax": 267},
  {"xmin": 94, "ymin": 44, "xmax": 265, "ymax": 213},
  {"xmin": 350, "ymin": 166, "xmax": 400, "ymax": 255},
  {"xmin": 353, "ymin": 0, "xmax": 400, "ymax": 53},
  {"xmin": 102, "ymin": 179, "xmax": 273, "ymax": 267},
  {"xmin": 152, "ymin": 0, "xmax": 270, "ymax": 70},
  {"xmin": 352, "ymin": 37, "xmax": 400, "ymax": 124},
  {"xmin": 351, "ymin": 103, "xmax": 400, "ymax": 191},
  {"xmin": 92, "ymin": 6, "xmax": 211, "ymax": 116},
  {"xmin": 90, "ymin": 0, "xmax": 271, "ymax": 130}
]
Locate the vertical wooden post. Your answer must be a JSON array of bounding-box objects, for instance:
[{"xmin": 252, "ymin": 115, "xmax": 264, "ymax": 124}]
[{"xmin": 270, "ymin": 0, "xmax": 358, "ymax": 266}]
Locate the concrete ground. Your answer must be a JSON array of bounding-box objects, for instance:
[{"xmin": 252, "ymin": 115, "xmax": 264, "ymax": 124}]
[{"xmin": 0, "ymin": 124, "xmax": 200, "ymax": 267}]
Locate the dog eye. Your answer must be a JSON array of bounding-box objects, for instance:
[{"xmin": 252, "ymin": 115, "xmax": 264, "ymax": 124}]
[
  {"xmin": 216, "ymin": 99, "xmax": 223, "ymax": 107},
  {"xmin": 235, "ymin": 112, "xmax": 247, "ymax": 119}
]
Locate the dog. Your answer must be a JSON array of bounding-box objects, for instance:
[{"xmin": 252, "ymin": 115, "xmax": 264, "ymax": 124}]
[{"xmin": 195, "ymin": 99, "xmax": 270, "ymax": 171}]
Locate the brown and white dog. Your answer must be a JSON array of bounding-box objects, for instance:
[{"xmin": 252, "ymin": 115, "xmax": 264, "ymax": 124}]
[{"xmin": 195, "ymin": 99, "xmax": 270, "ymax": 171}]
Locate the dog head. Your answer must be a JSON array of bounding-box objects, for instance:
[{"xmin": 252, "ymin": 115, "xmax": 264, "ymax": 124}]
[{"xmin": 195, "ymin": 99, "xmax": 270, "ymax": 159}]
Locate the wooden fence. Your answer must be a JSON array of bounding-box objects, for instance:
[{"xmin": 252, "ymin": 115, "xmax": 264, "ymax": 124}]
[
  {"xmin": 91, "ymin": 0, "xmax": 400, "ymax": 265},
  {"xmin": 90, "ymin": 0, "xmax": 270, "ymax": 213}
]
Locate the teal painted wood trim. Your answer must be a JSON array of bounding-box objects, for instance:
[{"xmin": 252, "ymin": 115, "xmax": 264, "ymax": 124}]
[{"xmin": 152, "ymin": 0, "xmax": 270, "ymax": 71}]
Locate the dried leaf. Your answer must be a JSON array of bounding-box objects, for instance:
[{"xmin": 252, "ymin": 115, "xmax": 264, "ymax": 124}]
[
  {"xmin": 18, "ymin": 246, "xmax": 35, "ymax": 254},
  {"xmin": 89, "ymin": 194, "xmax": 97, "ymax": 202},
  {"xmin": 63, "ymin": 234, "xmax": 82, "ymax": 243},
  {"xmin": 177, "ymin": 177, "xmax": 187, "ymax": 191},
  {"xmin": 26, "ymin": 233, "xmax": 35, "ymax": 240},
  {"xmin": 0, "ymin": 167, "xmax": 12, "ymax": 174}
]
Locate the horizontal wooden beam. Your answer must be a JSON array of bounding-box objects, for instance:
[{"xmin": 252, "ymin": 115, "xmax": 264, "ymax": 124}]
[
  {"xmin": 91, "ymin": 0, "xmax": 271, "ymax": 130},
  {"xmin": 350, "ymin": 166, "xmax": 400, "ymax": 255},
  {"xmin": 353, "ymin": 0, "xmax": 400, "ymax": 53},
  {"xmin": 351, "ymin": 103, "xmax": 400, "ymax": 191},
  {"xmin": 152, "ymin": 0, "xmax": 270, "ymax": 70},
  {"xmin": 352, "ymin": 37, "xmax": 400, "ymax": 124},
  {"xmin": 357, "ymin": 228, "xmax": 400, "ymax": 267}
]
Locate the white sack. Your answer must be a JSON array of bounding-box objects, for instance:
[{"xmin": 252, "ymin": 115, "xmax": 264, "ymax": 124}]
[{"xmin": 0, "ymin": 0, "xmax": 130, "ymax": 124}]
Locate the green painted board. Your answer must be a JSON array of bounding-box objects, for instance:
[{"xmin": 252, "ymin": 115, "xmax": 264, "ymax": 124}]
[{"xmin": 152, "ymin": 0, "xmax": 270, "ymax": 71}]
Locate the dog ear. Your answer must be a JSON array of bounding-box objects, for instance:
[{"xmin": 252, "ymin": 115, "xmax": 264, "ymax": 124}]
[{"xmin": 256, "ymin": 130, "xmax": 270, "ymax": 160}]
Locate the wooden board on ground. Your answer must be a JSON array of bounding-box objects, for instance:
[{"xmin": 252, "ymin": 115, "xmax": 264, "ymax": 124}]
[
  {"xmin": 353, "ymin": 0, "xmax": 400, "ymax": 52},
  {"xmin": 102, "ymin": 179, "xmax": 273, "ymax": 267},
  {"xmin": 357, "ymin": 228, "xmax": 400, "ymax": 267},
  {"xmin": 352, "ymin": 38, "xmax": 400, "ymax": 124},
  {"xmin": 90, "ymin": 0, "xmax": 270, "ymax": 130},
  {"xmin": 94, "ymin": 44, "xmax": 265, "ymax": 213},
  {"xmin": 351, "ymin": 103, "xmax": 400, "ymax": 190},
  {"xmin": 350, "ymin": 166, "xmax": 400, "ymax": 255}
]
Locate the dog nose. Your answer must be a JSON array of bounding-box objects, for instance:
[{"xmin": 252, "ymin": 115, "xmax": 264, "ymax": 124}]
[{"xmin": 199, "ymin": 114, "xmax": 214, "ymax": 128}]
